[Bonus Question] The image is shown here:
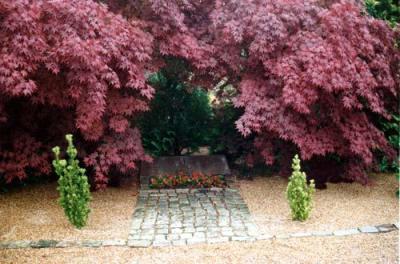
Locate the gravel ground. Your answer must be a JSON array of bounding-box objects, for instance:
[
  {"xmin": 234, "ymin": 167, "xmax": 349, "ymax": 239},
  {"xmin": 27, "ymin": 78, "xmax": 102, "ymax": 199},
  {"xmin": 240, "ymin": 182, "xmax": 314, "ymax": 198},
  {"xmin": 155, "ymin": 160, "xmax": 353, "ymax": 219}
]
[
  {"xmin": 240, "ymin": 173, "xmax": 399, "ymax": 235},
  {"xmin": 0, "ymin": 182, "xmax": 138, "ymax": 241},
  {"xmin": 0, "ymin": 173, "xmax": 398, "ymax": 263},
  {"xmin": 0, "ymin": 232, "xmax": 398, "ymax": 264}
]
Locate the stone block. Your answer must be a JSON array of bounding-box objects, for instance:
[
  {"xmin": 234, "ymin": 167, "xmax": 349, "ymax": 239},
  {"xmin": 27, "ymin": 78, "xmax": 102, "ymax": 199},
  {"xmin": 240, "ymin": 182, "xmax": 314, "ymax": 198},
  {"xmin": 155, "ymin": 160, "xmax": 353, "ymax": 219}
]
[
  {"xmin": 257, "ymin": 234, "xmax": 273, "ymax": 240},
  {"xmin": 333, "ymin": 229, "xmax": 360, "ymax": 236},
  {"xmin": 102, "ymin": 239, "xmax": 127, "ymax": 247},
  {"xmin": 172, "ymin": 240, "xmax": 187, "ymax": 246},
  {"xmin": 30, "ymin": 240, "xmax": 58, "ymax": 248},
  {"xmin": 358, "ymin": 226, "xmax": 379, "ymax": 233},
  {"xmin": 3, "ymin": 240, "xmax": 31, "ymax": 249},
  {"xmin": 152, "ymin": 239, "xmax": 171, "ymax": 247},
  {"xmin": 274, "ymin": 234, "xmax": 290, "ymax": 239},
  {"xmin": 311, "ymin": 230, "xmax": 333, "ymax": 237},
  {"xmin": 79, "ymin": 240, "xmax": 102, "ymax": 248},
  {"xmin": 376, "ymin": 224, "xmax": 396, "ymax": 232},
  {"xmin": 128, "ymin": 240, "xmax": 152, "ymax": 248},
  {"xmin": 55, "ymin": 240, "xmax": 77, "ymax": 248},
  {"xmin": 290, "ymin": 232, "xmax": 312, "ymax": 238},
  {"xmin": 181, "ymin": 233, "xmax": 193, "ymax": 239}
]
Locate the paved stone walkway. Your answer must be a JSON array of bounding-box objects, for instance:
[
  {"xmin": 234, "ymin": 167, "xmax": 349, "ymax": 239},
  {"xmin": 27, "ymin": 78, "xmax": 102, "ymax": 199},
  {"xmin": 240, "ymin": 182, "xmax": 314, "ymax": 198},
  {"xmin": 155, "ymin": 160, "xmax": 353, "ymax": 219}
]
[{"xmin": 128, "ymin": 188, "xmax": 259, "ymax": 247}]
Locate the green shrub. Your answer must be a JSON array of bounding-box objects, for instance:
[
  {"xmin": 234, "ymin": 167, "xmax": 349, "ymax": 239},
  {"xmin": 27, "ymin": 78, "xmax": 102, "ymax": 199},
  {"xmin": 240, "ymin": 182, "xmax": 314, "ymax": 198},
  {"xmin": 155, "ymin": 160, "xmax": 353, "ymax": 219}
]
[
  {"xmin": 365, "ymin": 0, "xmax": 399, "ymax": 27},
  {"xmin": 379, "ymin": 114, "xmax": 399, "ymax": 171},
  {"xmin": 383, "ymin": 114, "xmax": 400, "ymax": 197},
  {"xmin": 52, "ymin": 134, "xmax": 91, "ymax": 229},
  {"xmin": 286, "ymin": 154, "xmax": 315, "ymax": 221},
  {"xmin": 374, "ymin": 114, "xmax": 399, "ymax": 196},
  {"xmin": 365, "ymin": 0, "xmax": 399, "ymax": 195},
  {"xmin": 139, "ymin": 60, "xmax": 253, "ymax": 161},
  {"xmin": 209, "ymin": 101, "xmax": 251, "ymax": 159},
  {"xmin": 139, "ymin": 70, "xmax": 214, "ymax": 156}
]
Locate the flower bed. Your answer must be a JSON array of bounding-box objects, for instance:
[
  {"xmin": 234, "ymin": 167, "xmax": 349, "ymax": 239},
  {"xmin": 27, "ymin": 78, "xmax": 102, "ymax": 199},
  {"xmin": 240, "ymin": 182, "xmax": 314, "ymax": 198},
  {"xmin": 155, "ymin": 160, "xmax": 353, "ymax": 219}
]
[{"xmin": 149, "ymin": 171, "xmax": 226, "ymax": 189}]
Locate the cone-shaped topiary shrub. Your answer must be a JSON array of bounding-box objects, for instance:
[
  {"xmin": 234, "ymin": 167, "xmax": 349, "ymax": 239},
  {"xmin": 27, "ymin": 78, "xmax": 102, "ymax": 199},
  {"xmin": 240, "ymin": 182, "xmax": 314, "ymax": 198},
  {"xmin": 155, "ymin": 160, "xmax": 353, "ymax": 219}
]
[
  {"xmin": 52, "ymin": 134, "xmax": 91, "ymax": 229},
  {"xmin": 286, "ymin": 154, "xmax": 315, "ymax": 221}
]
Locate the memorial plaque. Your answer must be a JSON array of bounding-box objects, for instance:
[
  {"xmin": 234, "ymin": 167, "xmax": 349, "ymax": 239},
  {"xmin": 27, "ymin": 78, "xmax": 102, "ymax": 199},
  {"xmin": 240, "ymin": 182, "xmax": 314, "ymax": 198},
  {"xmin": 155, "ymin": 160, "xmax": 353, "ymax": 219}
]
[
  {"xmin": 140, "ymin": 156, "xmax": 187, "ymax": 177},
  {"xmin": 185, "ymin": 155, "xmax": 230, "ymax": 176},
  {"xmin": 140, "ymin": 155, "xmax": 231, "ymax": 189}
]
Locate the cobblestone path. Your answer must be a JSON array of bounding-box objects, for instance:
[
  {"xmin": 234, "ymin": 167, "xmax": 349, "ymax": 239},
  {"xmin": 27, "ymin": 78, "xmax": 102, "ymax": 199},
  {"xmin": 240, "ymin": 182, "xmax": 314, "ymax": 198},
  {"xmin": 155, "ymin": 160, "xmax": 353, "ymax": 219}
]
[{"xmin": 128, "ymin": 188, "xmax": 259, "ymax": 247}]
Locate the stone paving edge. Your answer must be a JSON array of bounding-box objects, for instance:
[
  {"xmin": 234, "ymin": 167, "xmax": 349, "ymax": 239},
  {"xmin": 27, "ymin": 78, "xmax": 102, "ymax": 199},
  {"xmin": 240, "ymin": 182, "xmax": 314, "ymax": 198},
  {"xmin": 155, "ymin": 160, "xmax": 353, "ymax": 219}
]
[{"xmin": 0, "ymin": 223, "xmax": 397, "ymax": 249}]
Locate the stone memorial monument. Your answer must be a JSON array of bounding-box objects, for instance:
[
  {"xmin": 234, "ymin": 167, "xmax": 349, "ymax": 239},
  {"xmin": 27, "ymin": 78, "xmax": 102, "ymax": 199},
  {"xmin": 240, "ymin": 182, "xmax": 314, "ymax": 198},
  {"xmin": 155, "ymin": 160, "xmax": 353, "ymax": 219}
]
[{"xmin": 140, "ymin": 155, "xmax": 231, "ymax": 189}]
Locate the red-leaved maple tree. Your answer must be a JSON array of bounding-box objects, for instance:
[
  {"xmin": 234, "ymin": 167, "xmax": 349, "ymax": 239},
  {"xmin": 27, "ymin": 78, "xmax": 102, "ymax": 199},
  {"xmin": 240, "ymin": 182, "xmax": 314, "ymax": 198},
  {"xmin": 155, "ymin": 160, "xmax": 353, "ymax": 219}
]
[
  {"xmin": 210, "ymin": 0, "xmax": 399, "ymax": 183},
  {"xmin": 0, "ymin": 0, "xmax": 153, "ymax": 189},
  {"xmin": 106, "ymin": 0, "xmax": 399, "ymax": 184},
  {"xmin": 1, "ymin": 0, "xmax": 398, "ymax": 188}
]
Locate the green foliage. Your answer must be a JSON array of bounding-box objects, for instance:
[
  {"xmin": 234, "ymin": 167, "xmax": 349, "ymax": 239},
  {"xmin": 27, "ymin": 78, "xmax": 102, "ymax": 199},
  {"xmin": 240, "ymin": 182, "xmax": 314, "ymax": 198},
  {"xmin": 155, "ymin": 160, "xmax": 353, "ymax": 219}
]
[
  {"xmin": 380, "ymin": 114, "xmax": 400, "ymax": 196},
  {"xmin": 52, "ymin": 134, "xmax": 91, "ymax": 229},
  {"xmin": 365, "ymin": 0, "xmax": 399, "ymax": 195},
  {"xmin": 139, "ymin": 71, "xmax": 214, "ymax": 156},
  {"xmin": 377, "ymin": 114, "xmax": 399, "ymax": 191},
  {"xmin": 209, "ymin": 101, "xmax": 249, "ymax": 158},
  {"xmin": 382, "ymin": 114, "xmax": 400, "ymax": 151},
  {"xmin": 286, "ymin": 154, "xmax": 315, "ymax": 221},
  {"xmin": 207, "ymin": 83, "xmax": 255, "ymax": 172},
  {"xmin": 365, "ymin": 0, "xmax": 399, "ymax": 26}
]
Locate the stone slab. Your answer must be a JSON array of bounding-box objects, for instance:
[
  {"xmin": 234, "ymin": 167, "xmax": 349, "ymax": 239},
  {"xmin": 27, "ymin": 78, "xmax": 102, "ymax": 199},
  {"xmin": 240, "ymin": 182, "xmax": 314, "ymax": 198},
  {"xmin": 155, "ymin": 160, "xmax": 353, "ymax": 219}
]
[
  {"xmin": 79, "ymin": 240, "xmax": 102, "ymax": 248},
  {"xmin": 102, "ymin": 239, "xmax": 127, "ymax": 247},
  {"xmin": 290, "ymin": 232, "xmax": 312, "ymax": 238},
  {"xmin": 127, "ymin": 240, "xmax": 152, "ymax": 248},
  {"xmin": 55, "ymin": 240, "xmax": 77, "ymax": 248},
  {"xmin": 185, "ymin": 155, "xmax": 231, "ymax": 176},
  {"xmin": 376, "ymin": 224, "xmax": 396, "ymax": 232},
  {"xmin": 1, "ymin": 240, "xmax": 31, "ymax": 249},
  {"xmin": 140, "ymin": 155, "xmax": 231, "ymax": 188},
  {"xmin": 311, "ymin": 230, "xmax": 333, "ymax": 237},
  {"xmin": 257, "ymin": 234, "xmax": 274, "ymax": 240},
  {"xmin": 358, "ymin": 226, "xmax": 379, "ymax": 233},
  {"xmin": 30, "ymin": 240, "xmax": 58, "ymax": 248},
  {"xmin": 333, "ymin": 228, "xmax": 360, "ymax": 236}
]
